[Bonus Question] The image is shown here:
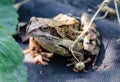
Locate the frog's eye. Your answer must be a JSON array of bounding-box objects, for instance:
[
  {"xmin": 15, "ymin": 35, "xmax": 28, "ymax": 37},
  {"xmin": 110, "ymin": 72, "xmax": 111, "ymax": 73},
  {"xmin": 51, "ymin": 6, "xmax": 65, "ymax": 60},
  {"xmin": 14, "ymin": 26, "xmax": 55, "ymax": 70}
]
[{"xmin": 39, "ymin": 24, "xmax": 49, "ymax": 32}]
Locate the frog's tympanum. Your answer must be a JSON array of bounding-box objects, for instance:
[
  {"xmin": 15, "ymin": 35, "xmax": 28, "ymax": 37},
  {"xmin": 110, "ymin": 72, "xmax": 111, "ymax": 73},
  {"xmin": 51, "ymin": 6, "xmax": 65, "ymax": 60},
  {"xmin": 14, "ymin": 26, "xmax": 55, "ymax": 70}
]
[{"xmin": 24, "ymin": 13, "xmax": 100, "ymax": 72}]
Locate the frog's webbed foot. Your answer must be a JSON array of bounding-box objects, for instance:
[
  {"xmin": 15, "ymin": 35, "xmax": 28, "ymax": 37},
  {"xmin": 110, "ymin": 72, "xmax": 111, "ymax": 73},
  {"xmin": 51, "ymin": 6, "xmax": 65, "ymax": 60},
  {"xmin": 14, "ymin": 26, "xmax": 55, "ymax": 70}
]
[
  {"xmin": 34, "ymin": 52, "xmax": 53, "ymax": 65},
  {"xmin": 23, "ymin": 37, "xmax": 53, "ymax": 65},
  {"xmin": 34, "ymin": 55, "xmax": 48, "ymax": 65}
]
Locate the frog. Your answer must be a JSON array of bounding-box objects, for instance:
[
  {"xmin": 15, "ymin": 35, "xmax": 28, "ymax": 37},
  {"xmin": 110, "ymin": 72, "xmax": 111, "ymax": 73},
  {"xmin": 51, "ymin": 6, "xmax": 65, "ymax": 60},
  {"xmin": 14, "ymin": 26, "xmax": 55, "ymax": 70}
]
[
  {"xmin": 80, "ymin": 13, "xmax": 100, "ymax": 68},
  {"xmin": 24, "ymin": 13, "xmax": 100, "ymax": 72}
]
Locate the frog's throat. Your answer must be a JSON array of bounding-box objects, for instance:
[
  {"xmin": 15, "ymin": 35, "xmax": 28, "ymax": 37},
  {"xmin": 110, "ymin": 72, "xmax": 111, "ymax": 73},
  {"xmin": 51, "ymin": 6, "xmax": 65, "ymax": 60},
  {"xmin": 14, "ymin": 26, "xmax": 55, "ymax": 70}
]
[{"xmin": 30, "ymin": 33, "xmax": 71, "ymax": 56}]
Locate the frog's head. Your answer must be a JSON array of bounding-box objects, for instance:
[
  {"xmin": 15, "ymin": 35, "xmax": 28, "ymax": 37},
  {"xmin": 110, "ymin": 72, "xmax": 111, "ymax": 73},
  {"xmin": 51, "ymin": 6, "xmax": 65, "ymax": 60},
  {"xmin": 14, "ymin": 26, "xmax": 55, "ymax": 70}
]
[
  {"xmin": 27, "ymin": 17, "xmax": 51, "ymax": 35},
  {"xmin": 26, "ymin": 17, "xmax": 60, "ymax": 42},
  {"xmin": 74, "ymin": 62, "xmax": 85, "ymax": 71},
  {"xmin": 26, "ymin": 17, "xmax": 71, "ymax": 56}
]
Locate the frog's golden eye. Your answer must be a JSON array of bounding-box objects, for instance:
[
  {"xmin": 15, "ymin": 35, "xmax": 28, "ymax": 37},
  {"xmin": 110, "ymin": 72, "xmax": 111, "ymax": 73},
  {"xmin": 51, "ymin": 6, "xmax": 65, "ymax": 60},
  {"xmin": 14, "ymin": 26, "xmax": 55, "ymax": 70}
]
[{"xmin": 39, "ymin": 24, "xmax": 49, "ymax": 32}]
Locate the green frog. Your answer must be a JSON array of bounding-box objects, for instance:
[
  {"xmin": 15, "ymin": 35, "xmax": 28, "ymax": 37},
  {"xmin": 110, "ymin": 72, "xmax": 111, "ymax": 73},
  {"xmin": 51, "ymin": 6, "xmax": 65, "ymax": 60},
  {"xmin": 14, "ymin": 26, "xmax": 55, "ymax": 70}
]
[{"xmin": 24, "ymin": 13, "xmax": 100, "ymax": 72}]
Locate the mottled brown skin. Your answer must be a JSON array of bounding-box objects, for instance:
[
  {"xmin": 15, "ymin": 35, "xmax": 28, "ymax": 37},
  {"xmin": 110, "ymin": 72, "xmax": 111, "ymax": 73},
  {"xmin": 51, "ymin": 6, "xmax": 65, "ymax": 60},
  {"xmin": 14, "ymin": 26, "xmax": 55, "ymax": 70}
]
[
  {"xmin": 24, "ymin": 13, "xmax": 100, "ymax": 72},
  {"xmin": 80, "ymin": 13, "xmax": 100, "ymax": 68}
]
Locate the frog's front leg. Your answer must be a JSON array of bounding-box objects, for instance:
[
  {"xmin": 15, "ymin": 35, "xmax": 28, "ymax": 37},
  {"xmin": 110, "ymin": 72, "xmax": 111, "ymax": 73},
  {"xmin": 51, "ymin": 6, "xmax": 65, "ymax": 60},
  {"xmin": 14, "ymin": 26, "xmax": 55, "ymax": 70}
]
[
  {"xmin": 23, "ymin": 37, "xmax": 53, "ymax": 65},
  {"xmin": 34, "ymin": 52, "xmax": 53, "ymax": 65}
]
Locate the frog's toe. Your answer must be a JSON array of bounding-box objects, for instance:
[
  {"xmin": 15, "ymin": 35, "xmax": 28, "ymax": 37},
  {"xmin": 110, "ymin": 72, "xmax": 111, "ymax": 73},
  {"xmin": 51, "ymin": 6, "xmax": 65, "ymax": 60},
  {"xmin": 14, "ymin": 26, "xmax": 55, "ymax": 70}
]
[
  {"xmin": 73, "ymin": 68, "xmax": 79, "ymax": 72},
  {"xmin": 83, "ymin": 69, "xmax": 88, "ymax": 73},
  {"xmin": 34, "ymin": 55, "xmax": 48, "ymax": 65},
  {"xmin": 92, "ymin": 65, "xmax": 98, "ymax": 70},
  {"xmin": 23, "ymin": 48, "xmax": 31, "ymax": 54},
  {"xmin": 41, "ymin": 52, "xmax": 53, "ymax": 58},
  {"xmin": 66, "ymin": 62, "xmax": 75, "ymax": 67},
  {"xmin": 42, "ymin": 56, "xmax": 50, "ymax": 61}
]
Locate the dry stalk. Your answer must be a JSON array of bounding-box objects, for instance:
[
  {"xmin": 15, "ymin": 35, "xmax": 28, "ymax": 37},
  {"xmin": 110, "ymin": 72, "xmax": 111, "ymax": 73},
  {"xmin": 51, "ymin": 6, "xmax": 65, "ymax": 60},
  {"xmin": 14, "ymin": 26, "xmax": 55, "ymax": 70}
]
[
  {"xmin": 114, "ymin": 0, "xmax": 120, "ymax": 24},
  {"xmin": 96, "ymin": 0, "xmax": 120, "ymax": 24},
  {"xmin": 69, "ymin": 0, "xmax": 112, "ymax": 62},
  {"xmin": 14, "ymin": 0, "xmax": 31, "ymax": 10}
]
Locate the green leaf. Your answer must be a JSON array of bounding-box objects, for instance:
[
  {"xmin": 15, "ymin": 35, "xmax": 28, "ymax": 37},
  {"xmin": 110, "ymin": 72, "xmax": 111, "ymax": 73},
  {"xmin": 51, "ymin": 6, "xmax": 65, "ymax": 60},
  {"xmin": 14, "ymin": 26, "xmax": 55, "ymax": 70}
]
[
  {"xmin": 0, "ymin": 0, "xmax": 14, "ymax": 5},
  {"xmin": 0, "ymin": 29, "xmax": 27, "ymax": 82},
  {"xmin": 0, "ymin": 0, "xmax": 18, "ymax": 35},
  {"xmin": 0, "ymin": 5, "xmax": 18, "ymax": 35},
  {"xmin": 0, "ymin": 25, "xmax": 2, "ymax": 29},
  {"xmin": 0, "ymin": 64, "xmax": 27, "ymax": 82}
]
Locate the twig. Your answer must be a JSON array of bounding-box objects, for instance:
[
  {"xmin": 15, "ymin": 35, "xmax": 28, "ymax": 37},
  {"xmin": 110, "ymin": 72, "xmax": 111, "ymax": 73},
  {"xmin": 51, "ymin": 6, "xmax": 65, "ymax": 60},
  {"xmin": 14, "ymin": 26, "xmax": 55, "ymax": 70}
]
[
  {"xmin": 114, "ymin": 0, "xmax": 120, "ymax": 24},
  {"xmin": 69, "ymin": 0, "xmax": 111, "ymax": 62},
  {"xmin": 14, "ymin": 0, "xmax": 31, "ymax": 10},
  {"xmin": 95, "ymin": 11, "xmax": 109, "ymax": 20}
]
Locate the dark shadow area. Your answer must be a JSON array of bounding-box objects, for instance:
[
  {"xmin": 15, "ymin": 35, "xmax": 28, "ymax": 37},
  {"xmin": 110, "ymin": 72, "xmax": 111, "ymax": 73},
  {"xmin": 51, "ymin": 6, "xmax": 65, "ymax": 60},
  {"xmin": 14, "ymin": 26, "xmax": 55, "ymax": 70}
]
[
  {"xmin": 95, "ymin": 38, "xmax": 105, "ymax": 67},
  {"xmin": 24, "ymin": 55, "xmax": 89, "ymax": 82}
]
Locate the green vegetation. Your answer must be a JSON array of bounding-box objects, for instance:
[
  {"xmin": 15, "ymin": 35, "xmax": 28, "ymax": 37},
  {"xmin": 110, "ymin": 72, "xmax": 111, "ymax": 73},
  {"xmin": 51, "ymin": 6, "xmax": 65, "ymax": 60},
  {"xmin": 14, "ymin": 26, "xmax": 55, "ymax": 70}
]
[{"xmin": 0, "ymin": 0, "xmax": 27, "ymax": 82}]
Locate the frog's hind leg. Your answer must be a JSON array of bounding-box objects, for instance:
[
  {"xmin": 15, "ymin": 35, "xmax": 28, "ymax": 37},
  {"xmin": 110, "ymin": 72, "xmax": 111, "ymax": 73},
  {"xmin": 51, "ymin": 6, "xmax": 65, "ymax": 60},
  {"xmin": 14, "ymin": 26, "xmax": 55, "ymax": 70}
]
[{"xmin": 92, "ymin": 53, "xmax": 99, "ymax": 70}]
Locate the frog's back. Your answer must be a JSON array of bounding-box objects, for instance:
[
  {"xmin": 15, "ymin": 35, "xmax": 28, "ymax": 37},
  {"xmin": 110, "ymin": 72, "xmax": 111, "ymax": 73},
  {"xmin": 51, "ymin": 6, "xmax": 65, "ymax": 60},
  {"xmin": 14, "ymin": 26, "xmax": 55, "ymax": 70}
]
[
  {"xmin": 29, "ymin": 14, "xmax": 81, "ymax": 40},
  {"xmin": 53, "ymin": 14, "xmax": 81, "ymax": 40}
]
